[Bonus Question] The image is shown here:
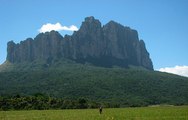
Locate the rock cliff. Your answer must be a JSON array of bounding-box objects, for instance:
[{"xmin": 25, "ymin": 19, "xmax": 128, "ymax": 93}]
[{"xmin": 6, "ymin": 16, "xmax": 153, "ymax": 70}]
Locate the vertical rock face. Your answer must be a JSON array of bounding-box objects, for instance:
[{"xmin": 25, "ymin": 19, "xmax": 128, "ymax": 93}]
[
  {"xmin": 69, "ymin": 16, "xmax": 105, "ymax": 59},
  {"xmin": 7, "ymin": 38, "xmax": 34, "ymax": 63},
  {"xmin": 32, "ymin": 31, "xmax": 63, "ymax": 61},
  {"xmin": 7, "ymin": 41, "xmax": 16, "ymax": 63},
  {"xmin": 7, "ymin": 31, "xmax": 63, "ymax": 63},
  {"xmin": 6, "ymin": 16, "xmax": 153, "ymax": 70}
]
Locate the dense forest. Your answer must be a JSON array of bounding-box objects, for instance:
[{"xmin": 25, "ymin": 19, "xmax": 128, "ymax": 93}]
[
  {"xmin": 0, "ymin": 59, "xmax": 188, "ymax": 110},
  {"xmin": 0, "ymin": 94, "xmax": 112, "ymax": 110}
]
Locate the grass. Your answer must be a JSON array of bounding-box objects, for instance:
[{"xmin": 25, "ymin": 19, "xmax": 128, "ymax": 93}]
[{"xmin": 0, "ymin": 106, "xmax": 188, "ymax": 120}]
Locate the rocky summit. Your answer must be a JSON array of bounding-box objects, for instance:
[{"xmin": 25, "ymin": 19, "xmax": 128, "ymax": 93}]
[{"xmin": 6, "ymin": 16, "xmax": 153, "ymax": 70}]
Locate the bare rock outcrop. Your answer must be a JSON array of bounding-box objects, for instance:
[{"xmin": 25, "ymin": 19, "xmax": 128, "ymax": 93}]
[{"xmin": 6, "ymin": 16, "xmax": 153, "ymax": 70}]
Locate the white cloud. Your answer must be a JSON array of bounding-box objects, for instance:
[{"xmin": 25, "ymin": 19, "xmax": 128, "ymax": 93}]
[
  {"xmin": 38, "ymin": 22, "xmax": 78, "ymax": 33},
  {"xmin": 159, "ymin": 65, "xmax": 188, "ymax": 77}
]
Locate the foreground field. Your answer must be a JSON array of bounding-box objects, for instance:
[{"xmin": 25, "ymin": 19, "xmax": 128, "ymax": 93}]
[{"xmin": 0, "ymin": 106, "xmax": 188, "ymax": 120}]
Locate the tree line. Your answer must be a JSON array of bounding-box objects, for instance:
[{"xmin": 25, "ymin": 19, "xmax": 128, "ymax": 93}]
[{"xmin": 0, "ymin": 93, "xmax": 120, "ymax": 111}]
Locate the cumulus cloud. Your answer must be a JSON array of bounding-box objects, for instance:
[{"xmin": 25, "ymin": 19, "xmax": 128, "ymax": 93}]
[
  {"xmin": 159, "ymin": 65, "xmax": 188, "ymax": 77},
  {"xmin": 38, "ymin": 22, "xmax": 78, "ymax": 33}
]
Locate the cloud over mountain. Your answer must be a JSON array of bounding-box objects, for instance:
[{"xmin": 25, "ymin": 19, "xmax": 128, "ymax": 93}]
[
  {"xmin": 159, "ymin": 65, "xmax": 188, "ymax": 77},
  {"xmin": 38, "ymin": 22, "xmax": 78, "ymax": 33}
]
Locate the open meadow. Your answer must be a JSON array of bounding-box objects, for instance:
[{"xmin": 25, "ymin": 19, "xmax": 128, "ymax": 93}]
[{"xmin": 0, "ymin": 106, "xmax": 188, "ymax": 120}]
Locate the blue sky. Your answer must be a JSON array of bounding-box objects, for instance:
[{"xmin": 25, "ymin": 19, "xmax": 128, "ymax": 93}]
[{"xmin": 0, "ymin": 0, "xmax": 188, "ymax": 74}]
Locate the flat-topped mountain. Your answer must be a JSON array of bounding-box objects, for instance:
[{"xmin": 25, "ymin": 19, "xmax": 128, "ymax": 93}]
[
  {"xmin": 7, "ymin": 16, "xmax": 153, "ymax": 70},
  {"xmin": 1, "ymin": 17, "xmax": 188, "ymax": 107}
]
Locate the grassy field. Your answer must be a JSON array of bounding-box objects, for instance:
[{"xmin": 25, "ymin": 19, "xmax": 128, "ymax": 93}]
[{"xmin": 0, "ymin": 106, "xmax": 187, "ymax": 120}]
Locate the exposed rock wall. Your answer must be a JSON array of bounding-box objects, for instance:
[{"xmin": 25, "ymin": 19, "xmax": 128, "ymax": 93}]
[{"xmin": 6, "ymin": 16, "xmax": 153, "ymax": 70}]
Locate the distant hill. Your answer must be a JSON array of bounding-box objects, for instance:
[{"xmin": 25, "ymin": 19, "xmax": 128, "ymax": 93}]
[{"xmin": 6, "ymin": 16, "xmax": 153, "ymax": 70}]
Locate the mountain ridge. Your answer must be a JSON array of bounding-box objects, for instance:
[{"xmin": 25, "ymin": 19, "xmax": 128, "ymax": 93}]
[
  {"xmin": 1, "ymin": 17, "xmax": 188, "ymax": 106},
  {"xmin": 6, "ymin": 16, "xmax": 153, "ymax": 70}
]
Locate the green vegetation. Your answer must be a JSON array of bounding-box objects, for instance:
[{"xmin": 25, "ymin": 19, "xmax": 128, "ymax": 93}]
[
  {"xmin": 0, "ymin": 59, "xmax": 188, "ymax": 107},
  {"xmin": 0, "ymin": 106, "xmax": 188, "ymax": 120},
  {"xmin": 0, "ymin": 94, "xmax": 103, "ymax": 110}
]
